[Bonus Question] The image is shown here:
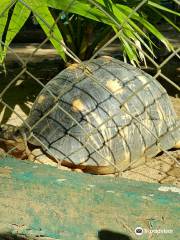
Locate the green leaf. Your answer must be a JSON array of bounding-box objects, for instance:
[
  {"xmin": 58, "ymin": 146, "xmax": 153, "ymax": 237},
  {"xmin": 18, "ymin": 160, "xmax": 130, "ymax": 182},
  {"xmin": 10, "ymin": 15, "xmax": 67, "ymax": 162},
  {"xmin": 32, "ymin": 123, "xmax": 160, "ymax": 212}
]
[
  {"xmin": 48, "ymin": 0, "xmax": 114, "ymax": 26},
  {"xmin": 113, "ymin": 26, "xmax": 138, "ymax": 65},
  {"xmin": 139, "ymin": 17, "xmax": 173, "ymax": 51},
  {"xmin": 150, "ymin": 7, "xmax": 180, "ymax": 32},
  {"xmin": 1, "ymin": 0, "xmax": 178, "ymax": 64},
  {"xmin": 0, "ymin": 0, "xmax": 15, "ymax": 63},
  {"xmin": 86, "ymin": 0, "xmax": 122, "ymax": 28},
  {"xmin": 48, "ymin": 0, "xmax": 174, "ymax": 62},
  {"xmin": 48, "ymin": 0, "xmax": 145, "ymax": 62},
  {"xmin": 148, "ymin": 1, "xmax": 180, "ymax": 16},
  {"xmin": 2, "ymin": 1, "xmax": 31, "ymax": 63},
  {"xmin": 24, "ymin": 0, "xmax": 66, "ymax": 61},
  {"xmin": 112, "ymin": 4, "xmax": 155, "ymax": 57},
  {"xmin": 115, "ymin": 4, "xmax": 174, "ymax": 51},
  {"xmin": 96, "ymin": 3, "xmax": 155, "ymax": 61},
  {"xmin": 121, "ymin": 36, "xmax": 138, "ymax": 65}
]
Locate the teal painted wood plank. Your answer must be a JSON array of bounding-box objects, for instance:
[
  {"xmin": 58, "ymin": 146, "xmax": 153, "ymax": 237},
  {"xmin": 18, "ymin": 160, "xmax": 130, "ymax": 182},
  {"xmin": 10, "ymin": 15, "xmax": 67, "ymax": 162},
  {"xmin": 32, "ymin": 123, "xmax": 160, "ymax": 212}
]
[{"xmin": 0, "ymin": 156, "xmax": 179, "ymax": 240}]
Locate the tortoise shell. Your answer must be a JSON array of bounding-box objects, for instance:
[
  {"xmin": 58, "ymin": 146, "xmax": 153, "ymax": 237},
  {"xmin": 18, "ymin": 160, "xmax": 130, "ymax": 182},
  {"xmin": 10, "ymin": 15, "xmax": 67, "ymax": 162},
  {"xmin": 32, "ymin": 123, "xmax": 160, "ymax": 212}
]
[{"xmin": 24, "ymin": 56, "xmax": 179, "ymax": 171}]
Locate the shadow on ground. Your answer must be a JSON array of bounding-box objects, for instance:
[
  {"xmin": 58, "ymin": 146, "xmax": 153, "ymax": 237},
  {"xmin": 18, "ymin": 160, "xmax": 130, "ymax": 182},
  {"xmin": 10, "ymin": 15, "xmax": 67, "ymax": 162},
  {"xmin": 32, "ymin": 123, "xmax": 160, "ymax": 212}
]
[
  {"xmin": 0, "ymin": 233, "xmax": 29, "ymax": 240},
  {"xmin": 0, "ymin": 60, "xmax": 63, "ymax": 124},
  {"xmin": 0, "ymin": 230, "xmax": 133, "ymax": 240},
  {"xmin": 98, "ymin": 229, "xmax": 133, "ymax": 240}
]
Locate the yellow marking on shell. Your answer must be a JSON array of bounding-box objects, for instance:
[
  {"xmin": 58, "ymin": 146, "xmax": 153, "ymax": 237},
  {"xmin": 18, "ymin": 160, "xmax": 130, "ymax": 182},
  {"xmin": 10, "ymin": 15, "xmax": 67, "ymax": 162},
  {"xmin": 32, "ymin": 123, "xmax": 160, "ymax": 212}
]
[
  {"xmin": 85, "ymin": 111, "xmax": 113, "ymax": 164},
  {"xmin": 141, "ymin": 145, "xmax": 146, "ymax": 154},
  {"xmin": 89, "ymin": 111, "xmax": 110, "ymax": 142},
  {"xmin": 138, "ymin": 75, "xmax": 148, "ymax": 85},
  {"xmin": 124, "ymin": 151, "xmax": 130, "ymax": 163},
  {"xmin": 37, "ymin": 95, "xmax": 46, "ymax": 104},
  {"xmin": 157, "ymin": 107, "xmax": 164, "ymax": 120},
  {"xmin": 106, "ymin": 79, "xmax": 123, "ymax": 94},
  {"xmin": 86, "ymin": 112, "xmax": 107, "ymax": 145},
  {"xmin": 102, "ymin": 56, "xmax": 113, "ymax": 62},
  {"xmin": 119, "ymin": 127, "xmax": 130, "ymax": 162},
  {"xmin": 68, "ymin": 63, "xmax": 79, "ymax": 70},
  {"xmin": 174, "ymin": 140, "xmax": 180, "ymax": 149},
  {"xmin": 102, "ymin": 155, "xmax": 111, "ymax": 166},
  {"xmin": 72, "ymin": 99, "xmax": 86, "ymax": 112},
  {"xmin": 156, "ymin": 103, "xmax": 167, "ymax": 135}
]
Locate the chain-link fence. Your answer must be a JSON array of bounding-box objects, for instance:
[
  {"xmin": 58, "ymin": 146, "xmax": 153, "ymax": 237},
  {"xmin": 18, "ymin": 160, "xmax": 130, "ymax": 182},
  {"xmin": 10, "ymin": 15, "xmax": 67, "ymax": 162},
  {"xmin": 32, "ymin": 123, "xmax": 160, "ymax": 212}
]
[{"xmin": 0, "ymin": 0, "xmax": 179, "ymax": 184}]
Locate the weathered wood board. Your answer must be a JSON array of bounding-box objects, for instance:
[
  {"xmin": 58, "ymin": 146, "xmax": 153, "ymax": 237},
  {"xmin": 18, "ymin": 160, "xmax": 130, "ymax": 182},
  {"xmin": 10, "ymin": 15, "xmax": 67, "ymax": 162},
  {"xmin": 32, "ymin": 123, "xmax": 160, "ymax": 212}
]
[{"xmin": 0, "ymin": 156, "xmax": 179, "ymax": 240}]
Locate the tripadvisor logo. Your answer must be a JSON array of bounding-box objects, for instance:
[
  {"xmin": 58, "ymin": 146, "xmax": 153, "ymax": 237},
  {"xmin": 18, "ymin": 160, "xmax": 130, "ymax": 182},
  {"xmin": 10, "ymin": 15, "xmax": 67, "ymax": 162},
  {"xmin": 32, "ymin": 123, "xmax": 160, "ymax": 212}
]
[{"xmin": 135, "ymin": 227, "xmax": 143, "ymax": 236}]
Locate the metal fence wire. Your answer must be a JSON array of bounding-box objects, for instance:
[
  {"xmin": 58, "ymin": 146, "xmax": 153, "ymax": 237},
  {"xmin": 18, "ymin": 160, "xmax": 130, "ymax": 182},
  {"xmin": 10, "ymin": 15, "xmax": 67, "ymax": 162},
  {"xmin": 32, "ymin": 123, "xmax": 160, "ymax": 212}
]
[{"xmin": 0, "ymin": 0, "xmax": 179, "ymax": 183}]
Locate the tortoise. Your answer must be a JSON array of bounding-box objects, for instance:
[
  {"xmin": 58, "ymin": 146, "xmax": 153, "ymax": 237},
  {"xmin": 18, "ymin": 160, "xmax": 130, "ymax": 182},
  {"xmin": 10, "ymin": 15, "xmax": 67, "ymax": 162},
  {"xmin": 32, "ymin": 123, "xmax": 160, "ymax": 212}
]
[{"xmin": 0, "ymin": 56, "xmax": 179, "ymax": 174}]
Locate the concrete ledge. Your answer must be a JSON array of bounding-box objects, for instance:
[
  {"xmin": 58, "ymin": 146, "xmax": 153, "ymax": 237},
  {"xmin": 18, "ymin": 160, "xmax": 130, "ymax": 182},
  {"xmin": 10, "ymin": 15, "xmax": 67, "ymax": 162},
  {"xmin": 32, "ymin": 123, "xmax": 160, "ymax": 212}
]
[{"xmin": 0, "ymin": 156, "xmax": 179, "ymax": 239}]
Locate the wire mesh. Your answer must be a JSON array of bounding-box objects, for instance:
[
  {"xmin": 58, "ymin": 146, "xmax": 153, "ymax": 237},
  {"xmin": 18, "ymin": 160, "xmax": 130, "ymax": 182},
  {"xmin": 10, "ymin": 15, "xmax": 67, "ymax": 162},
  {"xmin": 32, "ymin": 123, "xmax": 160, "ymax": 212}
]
[{"xmin": 0, "ymin": 0, "xmax": 179, "ymax": 183}]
